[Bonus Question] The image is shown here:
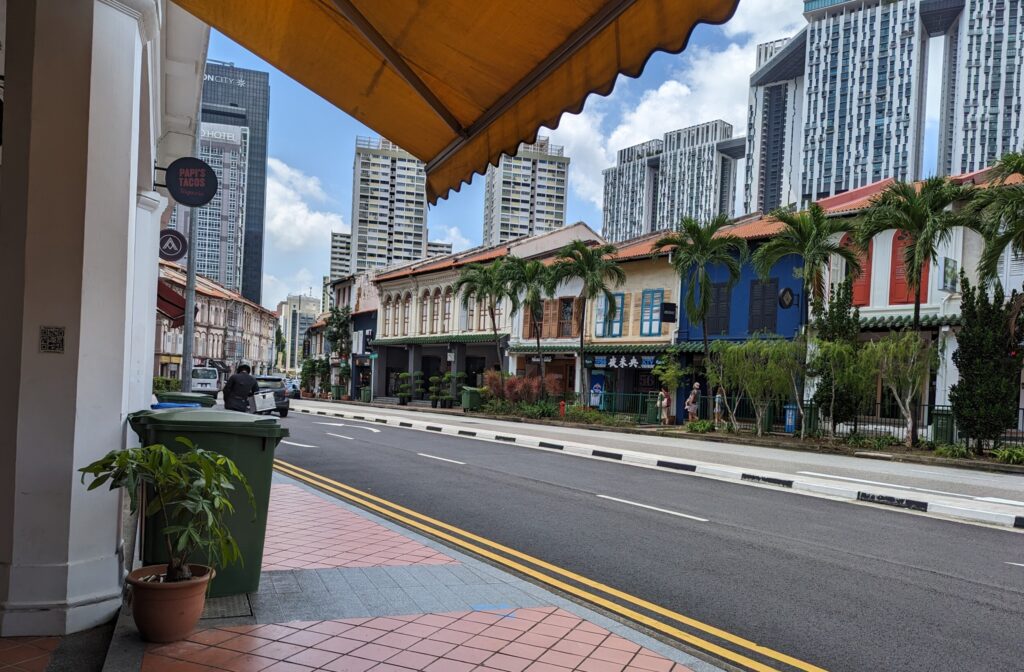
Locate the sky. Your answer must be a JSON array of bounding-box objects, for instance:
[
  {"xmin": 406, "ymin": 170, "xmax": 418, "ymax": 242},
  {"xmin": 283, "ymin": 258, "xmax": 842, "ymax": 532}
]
[{"xmin": 207, "ymin": 0, "xmax": 942, "ymax": 312}]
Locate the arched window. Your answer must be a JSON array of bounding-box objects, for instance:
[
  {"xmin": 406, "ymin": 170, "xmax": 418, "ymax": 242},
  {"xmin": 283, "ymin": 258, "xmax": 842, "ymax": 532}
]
[
  {"xmin": 382, "ymin": 297, "xmax": 391, "ymax": 337},
  {"xmin": 442, "ymin": 289, "xmax": 453, "ymax": 333},
  {"xmin": 391, "ymin": 294, "xmax": 401, "ymax": 336},
  {"xmin": 841, "ymin": 233, "xmax": 872, "ymax": 307},
  {"xmin": 466, "ymin": 296, "xmax": 475, "ymax": 332},
  {"xmin": 890, "ymin": 231, "xmax": 928, "ymax": 305},
  {"xmin": 402, "ymin": 293, "xmax": 412, "ymax": 335},
  {"xmin": 420, "ymin": 291, "xmax": 430, "ymax": 334},
  {"xmin": 477, "ymin": 299, "xmax": 487, "ymax": 331},
  {"xmin": 431, "ymin": 289, "xmax": 441, "ymax": 334},
  {"xmin": 492, "ymin": 299, "xmax": 503, "ymax": 330}
]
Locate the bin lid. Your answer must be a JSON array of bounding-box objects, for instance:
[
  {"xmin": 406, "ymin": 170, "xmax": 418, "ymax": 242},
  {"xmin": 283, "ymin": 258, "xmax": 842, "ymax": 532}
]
[
  {"xmin": 128, "ymin": 408, "xmax": 289, "ymax": 438},
  {"xmin": 151, "ymin": 402, "xmax": 201, "ymax": 409},
  {"xmin": 159, "ymin": 392, "xmax": 213, "ymax": 399}
]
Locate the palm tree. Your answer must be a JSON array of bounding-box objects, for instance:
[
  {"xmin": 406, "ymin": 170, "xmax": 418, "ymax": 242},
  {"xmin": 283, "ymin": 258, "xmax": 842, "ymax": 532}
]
[
  {"xmin": 652, "ymin": 215, "xmax": 747, "ymax": 364},
  {"xmin": 858, "ymin": 177, "xmax": 975, "ymax": 448},
  {"xmin": 503, "ymin": 257, "xmax": 555, "ymax": 394},
  {"xmin": 857, "ymin": 177, "xmax": 975, "ymax": 332},
  {"xmin": 973, "ymin": 152, "xmax": 1024, "ymax": 279},
  {"xmin": 551, "ymin": 241, "xmax": 625, "ymax": 397},
  {"xmin": 753, "ymin": 203, "xmax": 859, "ymax": 316},
  {"xmin": 453, "ymin": 259, "xmax": 518, "ymax": 397}
]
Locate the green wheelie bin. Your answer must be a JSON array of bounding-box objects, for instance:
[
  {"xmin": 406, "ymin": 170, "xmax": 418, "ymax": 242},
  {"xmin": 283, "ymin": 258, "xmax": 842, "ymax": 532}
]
[
  {"xmin": 127, "ymin": 408, "xmax": 289, "ymax": 597},
  {"xmin": 154, "ymin": 391, "xmax": 216, "ymax": 407}
]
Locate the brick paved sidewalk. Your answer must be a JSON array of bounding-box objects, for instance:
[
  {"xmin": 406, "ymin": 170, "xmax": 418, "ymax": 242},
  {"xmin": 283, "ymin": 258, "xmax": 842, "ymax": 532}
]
[{"xmin": 107, "ymin": 476, "xmax": 721, "ymax": 672}]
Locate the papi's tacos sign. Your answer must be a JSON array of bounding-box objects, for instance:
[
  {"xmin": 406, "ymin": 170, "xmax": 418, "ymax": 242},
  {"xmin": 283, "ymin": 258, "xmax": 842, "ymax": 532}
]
[{"xmin": 166, "ymin": 156, "xmax": 218, "ymax": 207}]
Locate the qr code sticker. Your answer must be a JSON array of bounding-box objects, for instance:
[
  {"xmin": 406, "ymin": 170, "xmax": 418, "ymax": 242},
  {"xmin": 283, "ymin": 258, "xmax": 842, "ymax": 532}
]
[{"xmin": 39, "ymin": 326, "xmax": 65, "ymax": 354}]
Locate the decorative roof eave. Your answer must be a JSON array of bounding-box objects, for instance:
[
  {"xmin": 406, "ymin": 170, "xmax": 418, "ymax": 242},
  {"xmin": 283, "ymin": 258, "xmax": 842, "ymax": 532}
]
[
  {"xmin": 372, "ymin": 332, "xmax": 510, "ymax": 346},
  {"xmin": 859, "ymin": 313, "xmax": 961, "ymax": 330}
]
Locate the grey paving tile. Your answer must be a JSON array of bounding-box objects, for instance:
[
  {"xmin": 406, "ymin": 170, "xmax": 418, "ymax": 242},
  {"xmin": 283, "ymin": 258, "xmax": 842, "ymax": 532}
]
[{"xmin": 381, "ymin": 565, "xmax": 423, "ymax": 587}]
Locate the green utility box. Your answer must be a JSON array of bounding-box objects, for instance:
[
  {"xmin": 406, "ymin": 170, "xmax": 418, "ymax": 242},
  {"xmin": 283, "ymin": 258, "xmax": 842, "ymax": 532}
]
[
  {"xmin": 461, "ymin": 387, "xmax": 482, "ymax": 411},
  {"xmin": 932, "ymin": 408, "xmax": 955, "ymax": 445},
  {"xmin": 128, "ymin": 408, "xmax": 288, "ymax": 597},
  {"xmin": 331, "ymin": 384, "xmax": 342, "ymax": 400},
  {"xmin": 645, "ymin": 395, "xmax": 660, "ymax": 424},
  {"xmin": 154, "ymin": 391, "xmax": 216, "ymax": 407},
  {"xmin": 360, "ymin": 386, "xmax": 372, "ymax": 403}
]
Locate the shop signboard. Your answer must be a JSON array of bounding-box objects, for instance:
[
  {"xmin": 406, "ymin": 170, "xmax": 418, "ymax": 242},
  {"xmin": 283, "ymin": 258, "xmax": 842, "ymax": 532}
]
[
  {"xmin": 592, "ymin": 354, "xmax": 658, "ymax": 369},
  {"xmin": 661, "ymin": 302, "xmax": 677, "ymax": 323},
  {"xmin": 165, "ymin": 156, "xmax": 218, "ymax": 207}
]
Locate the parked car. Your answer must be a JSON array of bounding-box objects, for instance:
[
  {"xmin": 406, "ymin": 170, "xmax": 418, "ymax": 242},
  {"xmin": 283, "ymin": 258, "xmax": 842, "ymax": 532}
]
[
  {"xmin": 190, "ymin": 366, "xmax": 220, "ymax": 397},
  {"xmin": 254, "ymin": 375, "xmax": 290, "ymax": 417}
]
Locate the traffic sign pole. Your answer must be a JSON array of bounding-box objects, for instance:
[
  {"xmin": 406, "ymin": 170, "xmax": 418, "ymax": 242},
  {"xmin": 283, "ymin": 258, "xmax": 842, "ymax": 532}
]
[{"xmin": 181, "ymin": 205, "xmax": 198, "ymax": 392}]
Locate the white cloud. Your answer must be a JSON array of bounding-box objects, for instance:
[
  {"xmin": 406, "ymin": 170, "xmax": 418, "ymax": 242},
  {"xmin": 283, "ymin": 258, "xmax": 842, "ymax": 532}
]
[
  {"xmin": 548, "ymin": 0, "xmax": 805, "ymax": 212},
  {"xmin": 431, "ymin": 225, "xmax": 472, "ymax": 252},
  {"xmin": 265, "ymin": 158, "xmax": 346, "ymax": 252},
  {"xmin": 262, "ymin": 267, "xmax": 318, "ymax": 311}
]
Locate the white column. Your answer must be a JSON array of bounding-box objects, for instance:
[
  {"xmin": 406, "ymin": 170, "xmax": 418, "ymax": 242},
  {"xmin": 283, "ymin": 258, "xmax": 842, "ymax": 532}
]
[{"xmin": 0, "ymin": 0, "xmax": 158, "ymax": 635}]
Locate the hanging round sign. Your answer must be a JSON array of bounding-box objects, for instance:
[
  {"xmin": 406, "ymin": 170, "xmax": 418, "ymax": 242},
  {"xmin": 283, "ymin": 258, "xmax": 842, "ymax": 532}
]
[
  {"xmin": 158, "ymin": 228, "xmax": 188, "ymax": 262},
  {"xmin": 165, "ymin": 156, "xmax": 218, "ymax": 207},
  {"xmin": 778, "ymin": 287, "xmax": 795, "ymax": 309}
]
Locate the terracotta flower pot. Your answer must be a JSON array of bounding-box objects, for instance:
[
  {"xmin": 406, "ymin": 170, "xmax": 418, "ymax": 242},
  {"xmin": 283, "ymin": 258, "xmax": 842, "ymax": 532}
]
[{"xmin": 127, "ymin": 564, "xmax": 214, "ymax": 642}]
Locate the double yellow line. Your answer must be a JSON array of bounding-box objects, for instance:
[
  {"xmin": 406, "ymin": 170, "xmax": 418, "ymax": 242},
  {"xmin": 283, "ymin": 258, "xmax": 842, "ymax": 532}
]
[{"xmin": 273, "ymin": 458, "xmax": 827, "ymax": 672}]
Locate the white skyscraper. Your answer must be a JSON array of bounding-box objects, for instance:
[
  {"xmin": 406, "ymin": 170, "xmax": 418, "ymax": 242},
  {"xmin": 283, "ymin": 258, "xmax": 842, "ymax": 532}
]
[
  {"xmin": 350, "ymin": 137, "xmax": 428, "ymax": 273},
  {"xmin": 744, "ymin": 34, "xmax": 805, "ymax": 214},
  {"xmin": 426, "ymin": 240, "xmax": 454, "ymax": 257},
  {"xmin": 601, "ymin": 123, "xmax": 742, "ymax": 243},
  {"xmin": 801, "ymin": 0, "xmax": 928, "ymax": 203},
  {"xmin": 945, "ymin": 0, "xmax": 1024, "ymax": 175},
  {"xmin": 277, "ymin": 294, "xmax": 321, "ymax": 372},
  {"xmin": 330, "ymin": 231, "xmax": 351, "ymax": 280},
  {"xmin": 168, "ymin": 121, "xmax": 249, "ymax": 293},
  {"xmin": 482, "ymin": 137, "xmax": 570, "ymax": 245}
]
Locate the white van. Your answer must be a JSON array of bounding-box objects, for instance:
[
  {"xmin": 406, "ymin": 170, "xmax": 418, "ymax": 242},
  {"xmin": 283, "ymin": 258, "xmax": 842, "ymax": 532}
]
[{"xmin": 191, "ymin": 366, "xmax": 220, "ymax": 396}]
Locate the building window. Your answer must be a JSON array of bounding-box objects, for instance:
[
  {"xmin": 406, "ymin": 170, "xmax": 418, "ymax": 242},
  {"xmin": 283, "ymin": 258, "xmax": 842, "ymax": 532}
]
[
  {"xmin": 431, "ymin": 290, "xmax": 441, "ymax": 333},
  {"xmin": 477, "ymin": 299, "xmax": 487, "ymax": 331},
  {"xmin": 557, "ymin": 298, "xmax": 576, "ymax": 337},
  {"xmin": 420, "ymin": 291, "xmax": 430, "ymax": 334},
  {"xmin": 748, "ymin": 279, "xmax": 779, "ymax": 333},
  {"xmin": 467, "ymin": 298, "xmax": 475, "ymax": 332},
  {"xmin": 442, "ymin": 289, "xmax": 453, "ymax": 333},
  {"xmin": 706, "ymin": 283, "xmax": 731, "ymax": 336},
  {"xmin": 402, "ymin": 294, "xmax": 411, "ymax": 335},
  {"xmin": 640, "ymin": 289, "xmax": 663, "ymax": 336},
  {"xmin": 595, "ymin": 293, "xmax": 624, "ymax": 337},
  {"xmin": 382, "ymin": 298, "xmax": 391, "ymax": 337}
]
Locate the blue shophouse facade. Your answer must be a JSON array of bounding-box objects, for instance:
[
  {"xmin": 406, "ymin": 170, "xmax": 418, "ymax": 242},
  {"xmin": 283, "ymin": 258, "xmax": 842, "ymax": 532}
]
[{"xmin": 677, "ymin": 247, "xmax": 805, "ymax": 347}]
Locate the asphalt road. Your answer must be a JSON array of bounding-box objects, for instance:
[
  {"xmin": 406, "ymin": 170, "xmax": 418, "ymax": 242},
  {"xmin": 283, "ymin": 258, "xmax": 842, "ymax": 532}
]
[
  {"xmin": 274, "ymin": 411, "xmax": 1024, "ymax": 672},
  {"xmin": 295, "ymin": 399, "xmax": 1024, "ymax": 503}
]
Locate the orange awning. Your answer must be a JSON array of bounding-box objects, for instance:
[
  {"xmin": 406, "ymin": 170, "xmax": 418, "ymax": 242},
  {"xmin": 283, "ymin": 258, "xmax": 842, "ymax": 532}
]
[{"xmin": 172, "ymin": 0, "xmax": 738, "ymax": 202}]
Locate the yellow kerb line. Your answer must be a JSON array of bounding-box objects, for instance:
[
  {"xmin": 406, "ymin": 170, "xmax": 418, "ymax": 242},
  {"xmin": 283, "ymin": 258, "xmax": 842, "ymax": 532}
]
[{"xmin": 274, "ymin": 459, "xmax": 827, "ymax": 672}]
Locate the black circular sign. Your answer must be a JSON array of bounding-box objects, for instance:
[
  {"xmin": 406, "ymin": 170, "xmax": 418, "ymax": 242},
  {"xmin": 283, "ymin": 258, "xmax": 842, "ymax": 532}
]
[
  {"xmin": 778, "ymin": 287, "xmax": 795, "ymax": 309},
  {"xmin": 166, "ymin": 156, "xmax": 218, "ymax": 207},
  {"xmin": 159, "ymin": 228, "xmax": 189, "ymax": 262}
]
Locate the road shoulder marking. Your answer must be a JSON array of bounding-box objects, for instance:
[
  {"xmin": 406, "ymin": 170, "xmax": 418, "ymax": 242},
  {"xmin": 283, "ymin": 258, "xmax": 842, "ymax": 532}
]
[
  {"xmin": 597, "ymin": 495, "xmax": 708, "ymax": 522},
  {"xmin": 280, "ymin": 440, "xmax": 317, "ymax": 448},
  {"xmin": 417, "ymin": 453, "xmax": 466, "ymax": 465},
  {"xmin": 326, "ymin": 432, "xmax": 353, "ymax": 441}
]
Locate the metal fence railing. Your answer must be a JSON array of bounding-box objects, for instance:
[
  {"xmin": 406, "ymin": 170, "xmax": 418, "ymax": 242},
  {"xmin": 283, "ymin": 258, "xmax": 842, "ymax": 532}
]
[{"xmin": 567, "ymin": 391, "xmax": 661, "ymax": 424}]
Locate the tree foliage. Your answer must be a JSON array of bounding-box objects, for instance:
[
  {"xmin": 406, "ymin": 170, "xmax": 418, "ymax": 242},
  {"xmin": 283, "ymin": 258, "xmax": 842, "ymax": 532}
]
[
  {"xmin": 809, "ymin": 279, "xmax": 868, "ymax": 432},
  {"xmin": 652, "ymin": 215, "xmax": 747, "ymax": 363},
  {"xmin": 550, "ymin": 240, "xmax": 625, "ymax": 395},
  {"xmin": 949, "ymin": 272, "xmax": 1024, "ymax": 453},
  {"xmin": 504, "ymin": 257, "xmax": 555, "ymax": 393},
  {"xmin": 714, "ymin": 338, "xmax": 791, "ymax": 436},
  {"xmin": 651, "ymin": 346, "xmax": 687, "ymax": 395},
  {"xmin": 453, "ymin": 259, "xmax": 518, "ymax": 397},
  {"xmin": 974, "ymin": 151, "xmax": 1024, "ymax": 279},
  {"xmin": 863, "ymin": 331, "xmax": 939, "ymax": 447}
]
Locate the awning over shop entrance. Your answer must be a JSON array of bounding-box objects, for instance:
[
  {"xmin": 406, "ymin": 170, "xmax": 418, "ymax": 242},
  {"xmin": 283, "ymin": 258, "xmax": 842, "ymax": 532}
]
[
  {"xmin": 156, "ymin": 280, "xmax": 187, "ymax": 328},
  {"xmin": 171, "ymin": 0, "xmax": 738, "ymax": 202}
]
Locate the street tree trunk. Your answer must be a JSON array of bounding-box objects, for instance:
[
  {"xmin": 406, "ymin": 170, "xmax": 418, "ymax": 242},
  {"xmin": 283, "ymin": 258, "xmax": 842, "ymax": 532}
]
[
  {"xmin": 909, "ymin": 283, "xmax": 922, "ymax": 446},
  {"xmin": 701, "ymin": 316, "xmax": 710, "ymax": 367},
  {"xmin": 578, "ymin": 295, "xmax": 587, "ymax": 400},
  {"xmin": 489, "ymin": 301, "xmax": 505, "ymax": 398},
  {"xmin": 533, "ymin": 310, "xmax": 546, "ymax": 399}
]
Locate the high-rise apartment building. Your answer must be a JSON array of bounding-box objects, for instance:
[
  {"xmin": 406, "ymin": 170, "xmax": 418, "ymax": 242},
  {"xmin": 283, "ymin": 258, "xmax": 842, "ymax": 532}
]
[
  {"xmin": 277, "ymin": 294, "xmax": 321, "ymax": 372},
  {"xmin": 167, "ymin": 121, "xmax": 249, "ymax": 293},
  {"xmin": 745, "ymin": 34, "xmax": 805, "ymax": 214},
  {"xmin": 350, "ymin": 137, "xmax": 428, "ymax": 273},
  {"xmin": 601, "ymin": 122, "xmax": 742, "ymax": 242},
  {"xmin": 944, "ymin": 0, "xmax": 1024, "ymax": 175},
  {"xmin": 330, "ymin": 231, "xmax": 351, "ymax": 280},
  {"xmin": 482, "ymin": 137, "xmax": 570, "ymax": 245},
  {"xmin": 427, "ymin": 240, "xmax": 454, "ymax": 257},
  {"xmin": 201, "ymin": 61, "xmax": 270, "ymax": 304},
  {"xmin": 801, "ymin": 0, "xmax": 928, "ymax": 203},
  {"xmin": 322, "ymin": 275, "xmax": 333, "ymax": 313}
]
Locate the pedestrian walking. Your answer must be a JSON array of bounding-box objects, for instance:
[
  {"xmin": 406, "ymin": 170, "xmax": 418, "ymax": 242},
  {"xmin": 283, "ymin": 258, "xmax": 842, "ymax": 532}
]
[
  {"xmin": 222, "ymin": 363, "xmax": 259, "ymax": 413},
  {"xmin": 686, "ymin": 382, "xmax": 700, "ymax": 421},
  {"xmin": 657, "ymin": 386, "xmax": 672, "ymax": 426}
]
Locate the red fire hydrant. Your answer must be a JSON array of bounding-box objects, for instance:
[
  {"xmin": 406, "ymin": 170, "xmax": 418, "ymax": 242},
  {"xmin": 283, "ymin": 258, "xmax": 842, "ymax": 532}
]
[{"xmin": 559, "ymin": 400, "xmax": 566, "ymax": 418}]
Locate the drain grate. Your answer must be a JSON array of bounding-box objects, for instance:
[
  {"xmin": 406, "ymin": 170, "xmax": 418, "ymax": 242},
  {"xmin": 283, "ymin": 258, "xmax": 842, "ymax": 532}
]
[{"xmin": 202, "ymin": 594, "xmax": 253, "ymax": 619}]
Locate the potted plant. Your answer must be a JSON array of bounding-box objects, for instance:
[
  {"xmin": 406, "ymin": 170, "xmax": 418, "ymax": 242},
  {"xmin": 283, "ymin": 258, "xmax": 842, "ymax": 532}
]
[
  {"xmin": 397, "ymin": 372, "xmax": 411, "ymax": 405},
  {"xmin": 338, "ymin": 361, "xmax": 352, "ymax": 400},
  {"xmin": 454, "ymin": 372, "xmax": 468, "ymax": 405},
  {"xmin": 413, "ymin": 371, "xmax": 425, "ymax": 401},
  {"xmin": 79, "ymin": 440, "xmax": 253, "ymax": 643},
  {"xmin": 441, "ymin": 372, "xmax": 454, "ymax": 408},
  {"xmin": 428, "ymin": 375, "xmax": 441, "ymax": 408}
]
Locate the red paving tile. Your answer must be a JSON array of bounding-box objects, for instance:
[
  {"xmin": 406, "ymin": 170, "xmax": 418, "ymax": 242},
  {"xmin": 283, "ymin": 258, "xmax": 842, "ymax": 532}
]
[
  {"xmin": 262, "ymin": 485, "xmax": 455, "ymax": 571},
  {"xmin": 138, "ymin": 608, "xmax": 693, "ymax": 672},
  {"xmin": 0, "ymin": 636, "xmax": 60, "ymax": 672}
]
